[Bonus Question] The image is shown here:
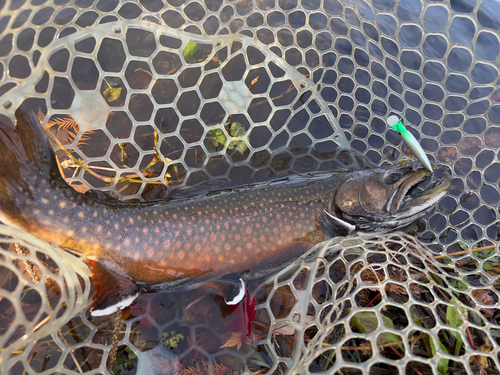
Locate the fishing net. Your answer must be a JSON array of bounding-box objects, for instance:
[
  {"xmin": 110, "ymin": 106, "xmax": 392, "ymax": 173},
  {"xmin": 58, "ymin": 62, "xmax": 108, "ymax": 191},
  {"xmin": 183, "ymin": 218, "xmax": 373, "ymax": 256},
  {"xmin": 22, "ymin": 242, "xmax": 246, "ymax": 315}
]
[{"xmin": 0, "ymin": 0, "xmax": 499, "ymax": 373}]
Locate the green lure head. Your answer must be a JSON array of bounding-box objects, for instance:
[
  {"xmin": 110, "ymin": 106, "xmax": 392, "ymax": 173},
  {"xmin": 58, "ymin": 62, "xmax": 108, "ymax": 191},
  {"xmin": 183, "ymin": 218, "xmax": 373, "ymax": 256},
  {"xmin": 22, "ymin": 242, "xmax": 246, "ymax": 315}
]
[{"xmin": 387, "ymin": 115, "xmax": 433, "ymax": 173}]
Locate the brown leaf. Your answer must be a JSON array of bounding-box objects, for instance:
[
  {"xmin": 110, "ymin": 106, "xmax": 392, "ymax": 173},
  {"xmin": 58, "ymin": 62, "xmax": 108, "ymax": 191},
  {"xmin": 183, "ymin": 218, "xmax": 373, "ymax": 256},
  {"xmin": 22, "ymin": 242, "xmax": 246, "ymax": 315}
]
[
  {"xmin": 472, "ymin": 289, "xmax": 495, "ymax": 305},
  {"xmin": 274, "ymin": 315, "xmax": 314, "ymax": 336},
  {"xmin": 220, "ymin": 331, "xmax": 243, "ymax": 350}
]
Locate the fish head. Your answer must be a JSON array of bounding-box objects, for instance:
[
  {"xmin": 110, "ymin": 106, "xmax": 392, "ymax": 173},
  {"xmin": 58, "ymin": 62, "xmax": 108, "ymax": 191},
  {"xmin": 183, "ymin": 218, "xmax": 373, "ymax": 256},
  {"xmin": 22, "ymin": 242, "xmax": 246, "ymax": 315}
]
[{"xmin": 328, "ymin": 162, "xmax": 451, "ymax": 235}]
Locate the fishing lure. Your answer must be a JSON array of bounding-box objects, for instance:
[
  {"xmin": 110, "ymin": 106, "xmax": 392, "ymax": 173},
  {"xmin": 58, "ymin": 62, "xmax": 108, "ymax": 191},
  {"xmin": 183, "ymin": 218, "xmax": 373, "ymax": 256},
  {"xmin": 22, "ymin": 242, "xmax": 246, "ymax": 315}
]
[{"xmin": 387, "ymin": 115, "xmax": 433, "ymax": 173}]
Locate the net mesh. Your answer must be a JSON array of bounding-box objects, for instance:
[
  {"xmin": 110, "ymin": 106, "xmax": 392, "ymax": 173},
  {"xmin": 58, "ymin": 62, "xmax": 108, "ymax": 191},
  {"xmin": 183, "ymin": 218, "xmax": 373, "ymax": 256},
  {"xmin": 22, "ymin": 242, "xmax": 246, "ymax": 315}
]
[{"xmin": 0, "ymin": 0, "xmax": 499, "ymax": 373}]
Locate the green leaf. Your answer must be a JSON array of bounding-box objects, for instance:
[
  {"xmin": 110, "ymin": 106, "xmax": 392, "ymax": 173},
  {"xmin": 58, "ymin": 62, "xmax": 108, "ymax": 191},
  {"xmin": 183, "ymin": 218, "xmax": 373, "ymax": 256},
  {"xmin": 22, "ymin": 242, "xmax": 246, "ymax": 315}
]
[
  {"xmin": 491, "ymin": 329, "xmax": 500, "ymax": 337},
  {"xmin": 446, "ymin": 305, "xmax": 462, "ymax": 329},
  {"xmin": 207, "ymin": 128, "xmax": 227, "ymax": 148},
  {"xmin": 458, "ymin": 241, "xmax": 469, "ymax": 250},
  {"xmin": 438, "ymin": 358, "xmax": 449, "ymax": 375},
  {"xmin": 228, "ymin": 140, "xmax": 248, "ymax": 155},
  {"xmin": 229, "ymin": 122, "xmax": 246, "ymax": 137},
  {"xmin": 351, "ymin": 312, "xmax": 379, "ymax": 334},
  {"xmin": 429, "ymin": 336, "xmax": 449, "ymax": 374},
  {"xmin": 483, "ymin": 263, "xmax": 493, "ymax": 270},
  {"xmin": 183, "ymin": 41, "xmax": 199, "ymax": 62},
  {"xmin": 103, "ymin": 86, "xmax": 122, "ymax": 102}
]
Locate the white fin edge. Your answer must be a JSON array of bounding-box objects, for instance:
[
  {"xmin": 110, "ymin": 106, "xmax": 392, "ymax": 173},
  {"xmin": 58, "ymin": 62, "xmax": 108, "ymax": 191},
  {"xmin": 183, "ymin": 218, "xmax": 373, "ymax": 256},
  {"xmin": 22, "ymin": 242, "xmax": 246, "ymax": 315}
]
[
  {"xmin": 225, "ymin": 278, "xmax": 245, "ymax": 305},
  {"xmin": 91, "ymin": 293, "xmax": 139, "ymax": 317},
  {"xmin": 324, "ymin": 210, "xmax": 356, "ymax": 234},
  {"xmin": 387, "ymin": 115, "xmax": 400, "ymax": 127}
]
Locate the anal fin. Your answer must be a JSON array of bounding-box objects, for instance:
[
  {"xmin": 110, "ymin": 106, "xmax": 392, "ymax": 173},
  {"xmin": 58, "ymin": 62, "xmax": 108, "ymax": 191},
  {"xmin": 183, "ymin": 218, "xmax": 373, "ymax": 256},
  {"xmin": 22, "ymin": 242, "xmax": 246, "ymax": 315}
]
[{"xmin": 88, "ymin": 259, "xmax": 139, "ymax": 317}]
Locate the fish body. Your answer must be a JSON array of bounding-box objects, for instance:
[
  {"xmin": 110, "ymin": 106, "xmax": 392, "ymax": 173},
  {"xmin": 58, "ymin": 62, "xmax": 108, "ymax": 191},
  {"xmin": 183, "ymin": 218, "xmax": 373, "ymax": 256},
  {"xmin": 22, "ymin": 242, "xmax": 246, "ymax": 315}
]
[{"xmin": 0, "ymin": 109, "xmax": 451, "ymax": 314}]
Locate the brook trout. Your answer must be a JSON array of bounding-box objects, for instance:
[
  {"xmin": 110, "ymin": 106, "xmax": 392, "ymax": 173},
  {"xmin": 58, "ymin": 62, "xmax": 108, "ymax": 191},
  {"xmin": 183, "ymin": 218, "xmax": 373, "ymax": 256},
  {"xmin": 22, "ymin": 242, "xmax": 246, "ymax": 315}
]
[{"xmin": 0, "ymin": 109, "xmax": 450, "ymax": 315}]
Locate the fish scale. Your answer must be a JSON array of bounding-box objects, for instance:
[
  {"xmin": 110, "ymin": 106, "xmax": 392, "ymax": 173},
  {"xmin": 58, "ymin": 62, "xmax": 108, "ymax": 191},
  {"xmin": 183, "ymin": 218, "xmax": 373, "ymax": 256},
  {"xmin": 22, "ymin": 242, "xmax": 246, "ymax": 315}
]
[{"xmin": 20, "ymin": 170, "xmax": 338, "ymax": 287}]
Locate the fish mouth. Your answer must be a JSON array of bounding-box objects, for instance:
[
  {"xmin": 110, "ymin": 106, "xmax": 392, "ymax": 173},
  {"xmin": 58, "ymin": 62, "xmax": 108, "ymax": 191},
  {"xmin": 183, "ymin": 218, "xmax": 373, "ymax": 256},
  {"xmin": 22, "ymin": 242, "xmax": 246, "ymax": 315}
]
[{"xmin": 388, "ymin": 169, "xmax": 451, "ymax": 218}]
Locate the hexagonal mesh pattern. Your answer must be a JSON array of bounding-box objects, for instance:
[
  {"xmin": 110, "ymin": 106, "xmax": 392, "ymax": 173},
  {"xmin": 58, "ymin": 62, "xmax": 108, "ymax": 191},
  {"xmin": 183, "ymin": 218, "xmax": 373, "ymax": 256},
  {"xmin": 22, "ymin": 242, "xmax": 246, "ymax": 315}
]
[
  {"xmin": 0, "ymin": 224, "xmax": 91, "ymax": 374},
  {"xmin": 0, "ymin": 0, "xmax": 499, "ymax": 373}
]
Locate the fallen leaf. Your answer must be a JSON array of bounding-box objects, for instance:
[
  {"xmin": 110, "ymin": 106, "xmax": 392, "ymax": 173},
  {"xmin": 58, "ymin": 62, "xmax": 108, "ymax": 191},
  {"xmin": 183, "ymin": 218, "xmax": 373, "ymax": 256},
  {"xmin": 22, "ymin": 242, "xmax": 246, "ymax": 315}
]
[
  {"xmin": 472, "ymin": 289, "xmax": 495, "ymax": 305},
  {"xmin": 273, "ymin": 315, "xmax": 314, "ymax": 335},
  {"xmin": 183, "ymin": 41, "xmax": 199, "ymax": 62},
  {"xmin": 221, "ymin": 331, "xmax": 243, "ymax": 350},
  {"xmin": 103, "ymin": 86, "xmax": 122, "ymax": 102}
]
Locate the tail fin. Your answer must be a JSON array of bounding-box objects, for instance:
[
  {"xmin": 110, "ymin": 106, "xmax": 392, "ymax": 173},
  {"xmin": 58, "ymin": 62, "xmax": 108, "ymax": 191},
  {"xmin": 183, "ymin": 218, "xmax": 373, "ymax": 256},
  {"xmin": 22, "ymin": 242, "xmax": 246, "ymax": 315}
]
[{"xmin": 0, "ymin": 108, "xmax": 60, "ymax": 228}]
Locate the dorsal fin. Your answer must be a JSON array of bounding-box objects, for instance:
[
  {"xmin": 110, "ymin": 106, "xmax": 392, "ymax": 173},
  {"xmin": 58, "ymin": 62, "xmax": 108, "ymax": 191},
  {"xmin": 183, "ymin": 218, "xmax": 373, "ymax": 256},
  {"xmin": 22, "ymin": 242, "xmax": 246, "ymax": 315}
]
[
  {"xmin": 316, "ymin": 210, "xmax": 356, "ymax": 238},
  {"xmin": 88, "ymin": 259, "xmax": 139, "ymax": 316}
]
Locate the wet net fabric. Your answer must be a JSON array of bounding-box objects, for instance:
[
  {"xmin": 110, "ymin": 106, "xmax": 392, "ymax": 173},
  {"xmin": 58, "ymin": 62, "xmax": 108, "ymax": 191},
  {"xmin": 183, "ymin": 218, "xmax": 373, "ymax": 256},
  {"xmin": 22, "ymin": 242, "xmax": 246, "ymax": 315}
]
[
  {"xmin": 0, "ymin": 224, "xmax": 91, "ymax": 374},
  {"xmin": 0, "ymin": 0, "xmax": 499, "ymax": 373}
]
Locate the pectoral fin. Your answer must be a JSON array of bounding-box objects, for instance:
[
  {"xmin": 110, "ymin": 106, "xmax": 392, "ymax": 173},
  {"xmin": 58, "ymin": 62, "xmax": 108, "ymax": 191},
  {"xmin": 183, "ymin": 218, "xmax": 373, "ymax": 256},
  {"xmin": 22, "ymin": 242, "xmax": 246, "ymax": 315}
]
[
  {"xmin": 88, "ymin": 259, "xmax": 139, "ymax": 317},
  {"xmin": 205, "ymin": 278, "xmax": 246, "ymax": 305},
  {"xmin": 316, "ymin": 210, "xmax": 356, "ymax": 238}
]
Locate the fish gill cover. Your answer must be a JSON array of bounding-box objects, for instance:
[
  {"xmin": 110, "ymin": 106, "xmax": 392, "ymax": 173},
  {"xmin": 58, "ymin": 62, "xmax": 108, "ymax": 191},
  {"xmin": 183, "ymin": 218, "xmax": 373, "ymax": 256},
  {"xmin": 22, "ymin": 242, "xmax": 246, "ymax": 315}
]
[{"xmin": 0, "ymin": 0, "xmax": 499, "ymax": 374}]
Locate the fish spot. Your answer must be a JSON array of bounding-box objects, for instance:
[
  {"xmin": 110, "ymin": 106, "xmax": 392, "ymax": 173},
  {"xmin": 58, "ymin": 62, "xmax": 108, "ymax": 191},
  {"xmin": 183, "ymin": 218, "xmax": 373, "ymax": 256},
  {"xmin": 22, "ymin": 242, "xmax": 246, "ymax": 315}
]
[
  {"xmin": 93, "ymin": 211, "xmax": 97, "ymax": 217},
  {"xmin": 115, "ymin": 223, "xmax": 119, "ymax": 229},
  {"xmin": 219, "ymin": 256, "xmax": 223, "ymax": 261},
  {"xmin": 135, "ymin": 237, "xmax": 139, "ymax": 242},
  {"xmin": 247, "ymin": 228, "xmax": 251, "ymax": 233},
  {"xmin": 33, "ymin": 209, "xmax": 40, "ymax": 215},
  {"xmin": 170, "ymin": 254, "xmax": 174, "ymax": 258},
  {"xmin": 82, "ymin": 227, "xmax": 87, "ymax": 233},
  {"xmin": 67, "ymin": 230, "xmax": 74, "ymax": 236},
  {"xmin": 165, "ymin": 240, "xmax": 170, "ymax": 247},
  {"xmin": 149, "ymin": 250, "xmax": 153, "ymax": 255},
  {"xmin": 78, "ymin": 212, "xmax": 84, "ymax": 218},
  {"xmin": 129, "ymin": 218, "xmax": 134, "ymax": 224},
  {"xmin": 48, "ymin": 210, "xmax": 54, "ymax": 215},
  {"xmin": 97, "ymin": 226, "xmax": 102, "ymax": 232},
  {"xmin": 106, "ymin": 244, "xmax": 111, "ymax": 249},
  {"xmin": 135, "ymin": 253, "xmax": 139, "ymax": 259},
  {"xmin": 179, "ymin": 252, "xmax": 184, "ymax": 258},
  {"xmin": 41, "ymin": 198, "xmax": 49, "ymax": 204},
  {"xmin": 59, "ymin": 202, "xmax": 66, "ymax": 208},
  {"xmin": 125, "ymin": 239, "xmax": 130, "ymax": 245},
  {"xmin": 143, "ymin": 228, "xmax": 148, "ymax": 233},
  {"xmin": 107, "ymin": 231, "xmax": 111, "ymax": 236}
]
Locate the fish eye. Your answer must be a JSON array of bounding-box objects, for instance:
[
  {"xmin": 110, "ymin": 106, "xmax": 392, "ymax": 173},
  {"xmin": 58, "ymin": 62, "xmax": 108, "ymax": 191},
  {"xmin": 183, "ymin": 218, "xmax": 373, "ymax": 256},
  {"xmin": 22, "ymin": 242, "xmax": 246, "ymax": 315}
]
[{"xmin": 384, "ymin": 172, "xmax": 401, "ymax": 184}]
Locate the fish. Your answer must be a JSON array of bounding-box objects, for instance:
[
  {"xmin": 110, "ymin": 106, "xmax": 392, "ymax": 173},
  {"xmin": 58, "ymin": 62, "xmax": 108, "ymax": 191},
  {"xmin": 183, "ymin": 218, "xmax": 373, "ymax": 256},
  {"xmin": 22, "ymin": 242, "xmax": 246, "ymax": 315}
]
[
  {"xmin": 387, "ymin": 115, "xmax": 433, "ymax": 173},
  {"xmin": 0, "ymin": 109, "xmax": 451, "ymax": 315}
]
